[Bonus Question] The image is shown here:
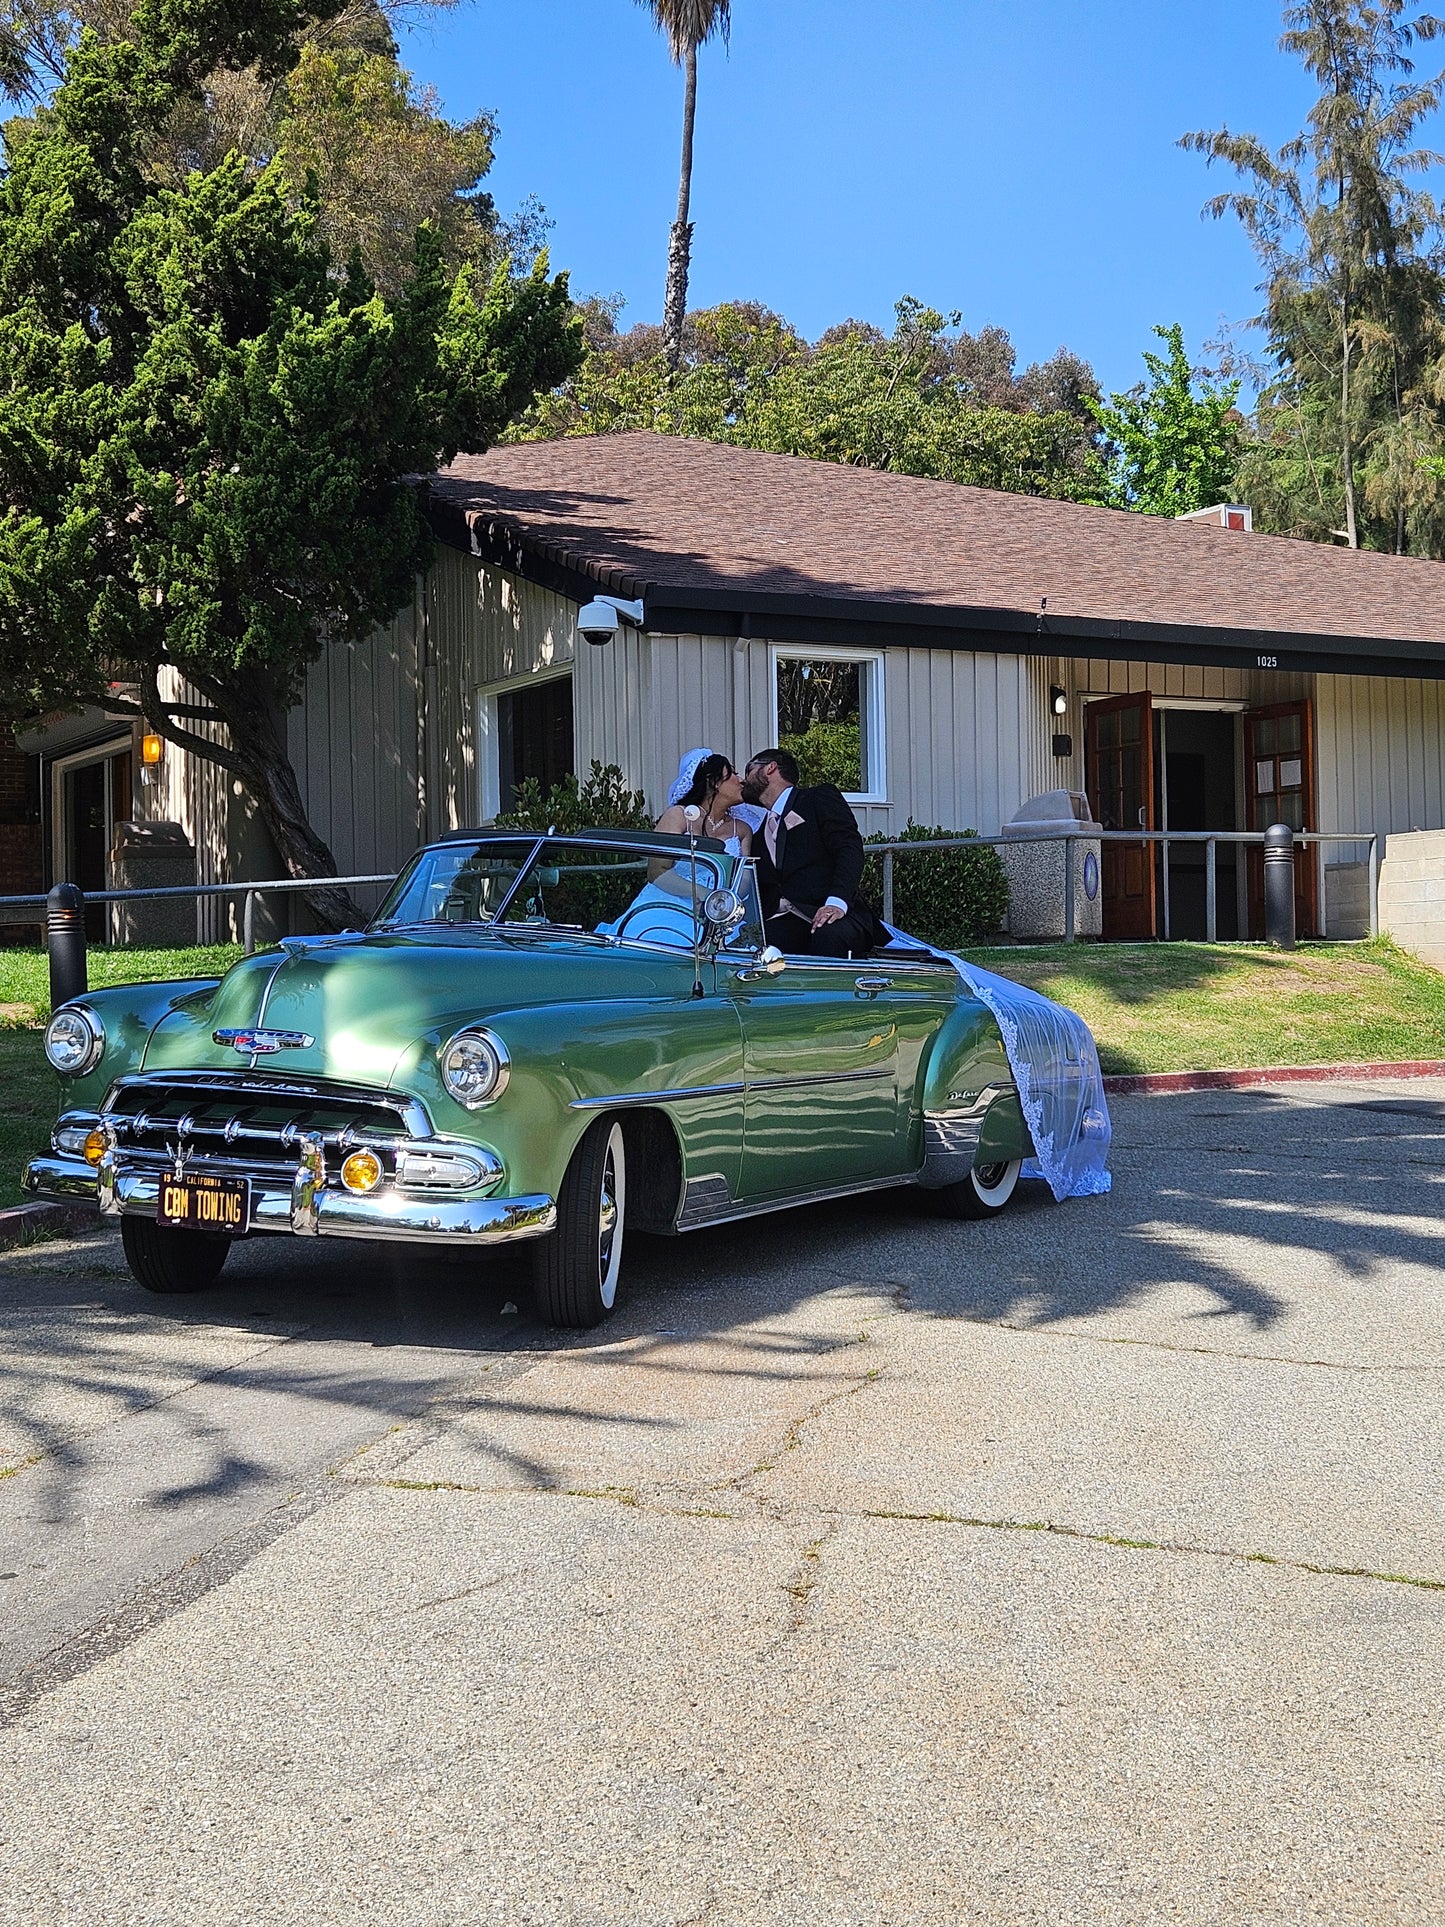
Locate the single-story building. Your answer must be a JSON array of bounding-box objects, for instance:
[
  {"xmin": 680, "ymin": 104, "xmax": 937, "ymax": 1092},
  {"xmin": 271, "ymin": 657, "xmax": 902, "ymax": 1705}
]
[{"xmin": 21, "ymin": 431, "xmax": 1445, "ymax": 941}]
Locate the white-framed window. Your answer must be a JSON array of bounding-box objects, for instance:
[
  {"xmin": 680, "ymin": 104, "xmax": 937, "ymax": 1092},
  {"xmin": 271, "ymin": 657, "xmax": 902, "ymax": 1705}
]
[
  {"xmin": 769, "ymin": 645, "xmax": 885, "ymax": 802},
  {"xmin": 476, "ymin": 668, "xmax": 574, "ymax": 822}
]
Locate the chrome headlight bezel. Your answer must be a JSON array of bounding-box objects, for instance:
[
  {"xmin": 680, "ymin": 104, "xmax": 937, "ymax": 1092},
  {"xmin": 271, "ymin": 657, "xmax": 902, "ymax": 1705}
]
[
  {"xmin": 438, "ymin": 1027, "xmax": 510, "ymax": 1109},
  {"xmin": 44, "ymin": 1005, "xmax": 104, "ymax": 1077}
]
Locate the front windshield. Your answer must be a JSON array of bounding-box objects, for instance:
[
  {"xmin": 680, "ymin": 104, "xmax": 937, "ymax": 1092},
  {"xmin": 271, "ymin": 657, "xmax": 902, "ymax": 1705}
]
[{"xmin": 372, "ymin": 837, "xmax": 735, "ymax": 951}]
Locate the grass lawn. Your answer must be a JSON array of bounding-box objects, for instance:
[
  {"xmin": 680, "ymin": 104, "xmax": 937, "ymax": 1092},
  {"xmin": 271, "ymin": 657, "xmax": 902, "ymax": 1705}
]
[
  {"xmin": 971, "ymin": 937, "xmax": 1445, "ymax": 1076},
  {"xmin": 0, "ymin": 945, "xmax": 242, "ymax": 1209}
]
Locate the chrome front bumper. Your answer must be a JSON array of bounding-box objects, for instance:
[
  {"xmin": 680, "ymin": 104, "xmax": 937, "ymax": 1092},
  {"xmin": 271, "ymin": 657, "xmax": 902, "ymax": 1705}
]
[{"xmin": 23, "ymin": 1153, "xmax": 556, "ymax": 1247}]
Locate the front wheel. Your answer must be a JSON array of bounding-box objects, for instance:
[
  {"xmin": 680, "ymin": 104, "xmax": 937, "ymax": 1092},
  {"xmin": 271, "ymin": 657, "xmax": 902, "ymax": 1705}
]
[
  {"xmin": 933, "ymin": 1157, "xmax": 1023, "ymax": 1220},
  {"xmin": 532, "ymin": 1118, "xmax": 627, "ymax": 1329},
  {"xmin": 121, "ymin": 1215, "xmax": 233, "ymax": 1294}
]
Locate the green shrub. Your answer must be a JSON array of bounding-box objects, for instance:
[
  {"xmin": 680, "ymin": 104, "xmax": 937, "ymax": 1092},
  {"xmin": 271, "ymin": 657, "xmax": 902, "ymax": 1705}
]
[
  {"xmin": 781, "ymin": 720, "xmax": 862, "ymax": 790},
  {"xmin": 496, "ymin": 761, "xmax": 652, "ymax": 833},
  {"xmin": 863, "ymin": 820, "xmax": 1009, "ymax": 948}
]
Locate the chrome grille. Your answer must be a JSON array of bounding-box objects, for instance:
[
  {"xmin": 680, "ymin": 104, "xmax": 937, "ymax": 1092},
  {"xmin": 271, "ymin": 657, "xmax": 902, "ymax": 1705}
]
[{"xmin": 101, "ymin": 1074, "xmax": 428, "ymax": 1180}]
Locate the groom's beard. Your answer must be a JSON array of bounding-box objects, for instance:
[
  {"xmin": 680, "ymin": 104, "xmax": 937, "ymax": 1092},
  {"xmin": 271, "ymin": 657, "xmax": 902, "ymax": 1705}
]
[{"xmin": 740, "ymin": 775, "xmax": 767, "ymax": 805}]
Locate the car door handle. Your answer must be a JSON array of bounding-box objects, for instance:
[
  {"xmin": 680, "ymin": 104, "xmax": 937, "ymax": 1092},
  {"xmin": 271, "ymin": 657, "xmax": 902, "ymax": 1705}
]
[{"xmin": 854, "ymin": 975, "xmax": 891, "ymax": 996}]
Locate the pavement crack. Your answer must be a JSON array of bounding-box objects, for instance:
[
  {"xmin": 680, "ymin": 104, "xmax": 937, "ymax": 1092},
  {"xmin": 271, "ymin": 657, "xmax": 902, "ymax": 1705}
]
[
  {"xmin": 780, "ymin": 1521, "xmax": 838, "ymax": 1636},
  {"xmin": 858, "ymin": 1507, "xmax": 1445, "ymax": 1593},
  {"xmin": 716, "ymin": 1365, "xmax": 885, "ymax": 1498},
  {"xmin": 951, "ymin": 1315, "xmax": 1443, "ymax": 1374}
]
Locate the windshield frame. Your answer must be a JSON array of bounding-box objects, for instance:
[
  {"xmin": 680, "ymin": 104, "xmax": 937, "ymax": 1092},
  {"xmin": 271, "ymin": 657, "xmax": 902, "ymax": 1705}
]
[{"xmin": 368, "ymin": 832, "xmax": 739, "ymax": 951}]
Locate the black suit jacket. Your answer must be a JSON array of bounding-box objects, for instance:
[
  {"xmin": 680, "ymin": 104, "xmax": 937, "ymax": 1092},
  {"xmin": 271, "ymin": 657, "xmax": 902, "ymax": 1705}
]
[{"xmin": 754, "ymin": 784, "xmax": 869, "ymax": 919}]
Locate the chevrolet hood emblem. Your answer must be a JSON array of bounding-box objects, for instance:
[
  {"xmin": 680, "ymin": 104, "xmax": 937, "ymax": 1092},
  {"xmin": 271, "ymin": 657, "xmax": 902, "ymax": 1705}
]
[{"xmin": 213, "ymin": 1028, "xmax": 315, "ymax": 1055}]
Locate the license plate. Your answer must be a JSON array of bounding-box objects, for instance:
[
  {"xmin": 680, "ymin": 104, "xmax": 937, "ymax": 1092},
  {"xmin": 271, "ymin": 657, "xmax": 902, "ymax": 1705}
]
[{"xmin": 157, "ymin": 1172, "xmax": 250, "ymax": 1233}]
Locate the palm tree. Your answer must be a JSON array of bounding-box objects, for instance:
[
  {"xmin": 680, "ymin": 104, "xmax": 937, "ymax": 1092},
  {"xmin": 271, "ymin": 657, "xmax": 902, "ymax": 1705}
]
[{"xmin": 638, "ymin": 0, "xmax": 730, "ymax": 372}]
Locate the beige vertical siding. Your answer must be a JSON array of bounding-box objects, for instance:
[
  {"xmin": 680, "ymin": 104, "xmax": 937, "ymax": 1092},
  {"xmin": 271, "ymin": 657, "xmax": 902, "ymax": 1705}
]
[
  {"xmin": 1316, "ymin": 673, "xmax": 1445, "ymax": 838},
  {"xmin": 156, "ymin": 537, "xmax": 1445, "ymax": 938}
]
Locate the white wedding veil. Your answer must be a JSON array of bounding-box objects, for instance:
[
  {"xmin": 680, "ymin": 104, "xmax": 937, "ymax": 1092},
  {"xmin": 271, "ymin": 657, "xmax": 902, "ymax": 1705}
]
[{"xmin": 668, "ymin": 747, "xmax": 716, "ymax": 806}]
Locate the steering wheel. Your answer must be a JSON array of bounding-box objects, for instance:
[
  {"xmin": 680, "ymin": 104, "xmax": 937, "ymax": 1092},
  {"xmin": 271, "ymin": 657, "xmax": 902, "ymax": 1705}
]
[{"xmin": 610, "ymin": 901, "xmax": 693, "ymax": 942}]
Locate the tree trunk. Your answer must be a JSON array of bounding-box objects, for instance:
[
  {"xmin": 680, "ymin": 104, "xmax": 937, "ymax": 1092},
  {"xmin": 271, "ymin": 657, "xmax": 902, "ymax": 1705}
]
[
  {"xmin": 662, "ymin": 44, "xmax": 698, "ymax": 374},
  {"xmin": 1340, "ymin": 293, "xmax": 1359, "ymax": 547},
  {"xmin": 230, "ymin": 702, "xmax": 364, "ymax": 932}
]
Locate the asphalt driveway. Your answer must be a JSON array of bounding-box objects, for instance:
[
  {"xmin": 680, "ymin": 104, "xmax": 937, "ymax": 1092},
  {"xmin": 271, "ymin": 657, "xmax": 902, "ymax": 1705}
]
[{"xmin": 1, "ymin": 1080, "xmax": 1442, "ymax": 1924}]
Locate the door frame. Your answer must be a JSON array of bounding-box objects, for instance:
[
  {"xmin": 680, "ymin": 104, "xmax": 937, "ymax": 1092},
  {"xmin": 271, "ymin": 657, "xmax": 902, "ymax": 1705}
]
[
  {"xmin": 50, "ymin": 736, "xmax": 132, "ymax": 939},
  {"xmin": 1083, "ymin": 691, "xmax": 1157, "ymax": 940},
  {"xmin": 1244, "ymin": 698, "xmax": 1318, "ymax": 937}
]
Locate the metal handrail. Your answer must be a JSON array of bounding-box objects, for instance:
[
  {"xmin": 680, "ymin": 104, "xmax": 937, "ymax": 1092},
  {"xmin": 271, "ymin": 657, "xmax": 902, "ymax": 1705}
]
[
  {"xmin": 0, "ymin": 872, "xmax": 395, "ymax": 955},
  {"xmin": 869, "ymin": 828, "xmax": 1380, "ymax": 942}
]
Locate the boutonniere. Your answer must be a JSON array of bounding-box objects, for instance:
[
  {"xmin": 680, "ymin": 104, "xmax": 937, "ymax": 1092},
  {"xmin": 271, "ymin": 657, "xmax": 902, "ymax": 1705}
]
[{"xmin": 783, "ymin": 810, "xmax": 805, "ymax": 830}]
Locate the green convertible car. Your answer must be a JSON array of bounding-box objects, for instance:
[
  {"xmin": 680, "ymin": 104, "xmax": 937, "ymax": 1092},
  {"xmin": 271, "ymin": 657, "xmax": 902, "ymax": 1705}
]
[{"xmin": 25, "ymin": 828, "xmax": 1036, "ymax": 1328}]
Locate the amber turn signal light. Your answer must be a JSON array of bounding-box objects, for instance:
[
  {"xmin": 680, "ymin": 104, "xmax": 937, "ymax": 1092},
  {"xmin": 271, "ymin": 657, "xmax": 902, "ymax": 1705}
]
[
  {"xmin": 83, "ymin": 1129, "xmax": 107, "ymax": 1166},
  {"xmin": 340, "ymin": 1149, "xmax": 383, "ymax": 1193}
]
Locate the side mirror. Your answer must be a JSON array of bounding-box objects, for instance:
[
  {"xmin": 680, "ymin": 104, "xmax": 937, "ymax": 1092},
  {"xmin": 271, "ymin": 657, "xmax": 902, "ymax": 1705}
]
[{"xmin": 734, "ymin": 945, "xmax": 786, "ymax": 982}]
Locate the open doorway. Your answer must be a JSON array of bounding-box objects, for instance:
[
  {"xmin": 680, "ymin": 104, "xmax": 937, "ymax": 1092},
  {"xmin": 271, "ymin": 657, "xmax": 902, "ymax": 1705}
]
[
  {"xmin": 1155, "ymin": 707, "xmax": 1241, "ymax": 940},
  {"xmin": 51, "ymin": 739, "xmax": 132, "ymax": 940}
]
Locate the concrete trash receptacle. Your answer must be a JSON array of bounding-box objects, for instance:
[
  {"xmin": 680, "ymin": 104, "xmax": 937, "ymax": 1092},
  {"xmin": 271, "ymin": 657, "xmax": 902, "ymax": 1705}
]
[
  {"xmin": 111, "ymin": 821, "xmax": 196, "ymax": 946},
  {"xmin": 998, "ymin": 790, "xmax": 1103, "ymax": 940}
]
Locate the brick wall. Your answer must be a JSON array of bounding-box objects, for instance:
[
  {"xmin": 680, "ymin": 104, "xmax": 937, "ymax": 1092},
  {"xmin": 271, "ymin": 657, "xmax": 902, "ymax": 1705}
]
[{"xmin": 0, "ymin": 741, "xmax": 43, "ymax": 941}]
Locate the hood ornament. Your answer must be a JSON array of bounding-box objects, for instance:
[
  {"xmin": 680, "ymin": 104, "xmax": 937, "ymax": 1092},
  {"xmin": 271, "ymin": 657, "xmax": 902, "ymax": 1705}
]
[{"xmin": 214, "ymin": 1028, "xmax": 314, "ymax": 1055}]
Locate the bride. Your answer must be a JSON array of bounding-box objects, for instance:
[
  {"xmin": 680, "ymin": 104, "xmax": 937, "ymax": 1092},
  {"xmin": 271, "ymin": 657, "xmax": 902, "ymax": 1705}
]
[
  {"xmin": 653, "ymin": 749, "xmax": 755, "ymax": 856},
  {"xmin": 597, "ymin": 749, "xmax": 754, "ymax": 944}
]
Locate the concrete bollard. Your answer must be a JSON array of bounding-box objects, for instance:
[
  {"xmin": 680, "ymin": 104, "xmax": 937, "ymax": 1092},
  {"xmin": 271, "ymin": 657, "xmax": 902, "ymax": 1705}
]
[
  {"xmin": 47, "ymin": 882, "xmax": 88, "ymax": 1007},
  {"xmin": 1263, "ymin": 823, "xmax": 1296, "ymax": 950}
]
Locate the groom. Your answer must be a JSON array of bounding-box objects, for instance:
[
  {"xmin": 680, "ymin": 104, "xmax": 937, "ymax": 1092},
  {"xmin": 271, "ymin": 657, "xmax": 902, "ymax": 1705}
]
[{"xmin": 740, "ymin": 748, "xmax": 880, "ymax": 959}]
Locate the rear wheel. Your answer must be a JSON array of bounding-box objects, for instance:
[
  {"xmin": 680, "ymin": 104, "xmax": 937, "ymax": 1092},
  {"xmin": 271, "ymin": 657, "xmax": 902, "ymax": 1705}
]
[
  {"xmin": 121, "ymin": 1216, "xmax": 232, "ymax": 1294},
  {"xmin": 532, "ymin": 1118, "xmax": 627, "ymax": 1329},
  {"xmin": 933, "ymin": 1156, "xmax": 1023, "ymax": 1220}
]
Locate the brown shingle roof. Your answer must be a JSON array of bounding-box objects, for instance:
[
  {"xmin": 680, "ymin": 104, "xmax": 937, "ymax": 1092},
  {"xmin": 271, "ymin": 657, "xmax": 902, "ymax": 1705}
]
[{"xmin": 426, "ymin": 432, "xmax": 1445, "ymax": 665}]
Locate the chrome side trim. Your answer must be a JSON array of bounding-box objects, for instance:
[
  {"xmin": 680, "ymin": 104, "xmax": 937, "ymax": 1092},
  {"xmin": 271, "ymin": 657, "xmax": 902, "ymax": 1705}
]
[
  {"xmin": 674, "ymin": 1169, "xmax": 920, "ymax": 1233},
  {"xmin": 676, "ymin": 1172, "xmax": 733, "ymax": 1229},
  {"xmin": 569, "ymin": 1065, "xmax": 891, "ymax": 1112},
  {"xmin": 751, "ymin": 1067, "xmax": 892, "ymax": 1093},
  {"xmin": 918, "ymin": 1083, "xmax": 1013, "ymax": 1188},
  {"xmin": 571, "ymin": 1080, "xmax": 746, "ymax": 1111}
]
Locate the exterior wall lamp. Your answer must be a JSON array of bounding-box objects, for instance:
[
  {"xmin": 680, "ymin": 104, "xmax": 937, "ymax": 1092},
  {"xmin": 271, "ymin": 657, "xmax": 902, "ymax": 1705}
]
[
  {"xmin": 1049, "ymin": 687, "xmax": 1072, "ymax": 760},
  {"xmin": 140, "ymin": 731, "xmax": 163, "ymax": 788}
]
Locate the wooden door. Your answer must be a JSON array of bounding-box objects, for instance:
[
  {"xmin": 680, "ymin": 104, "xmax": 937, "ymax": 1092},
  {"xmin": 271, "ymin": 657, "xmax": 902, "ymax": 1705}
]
[
  {"xmin": 1085, "ymin": 692, "xmax": 1156, "ymax": 940},
  {"xmin": 1245, "ymin": 701, "xmax": 1317, "ymax": 937}
]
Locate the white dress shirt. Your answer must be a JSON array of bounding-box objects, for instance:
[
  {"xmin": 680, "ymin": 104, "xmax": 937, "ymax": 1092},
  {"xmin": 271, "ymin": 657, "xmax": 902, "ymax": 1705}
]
[{"xmin": 768, "ymin": 786, "xmax": 847, "ymax": 914}]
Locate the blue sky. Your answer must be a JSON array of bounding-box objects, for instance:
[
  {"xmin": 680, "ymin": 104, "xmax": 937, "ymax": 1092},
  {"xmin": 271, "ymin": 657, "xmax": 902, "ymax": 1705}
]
[{"xmin": 396, "ymin": 0, "xmax": 1333, "ymax": 396}]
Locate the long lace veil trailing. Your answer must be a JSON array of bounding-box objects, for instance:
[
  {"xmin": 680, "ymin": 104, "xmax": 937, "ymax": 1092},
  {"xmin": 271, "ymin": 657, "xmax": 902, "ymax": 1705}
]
[{"xmin": 885, "ymin": 924, "xmax": 1112, "ymax": 1201}]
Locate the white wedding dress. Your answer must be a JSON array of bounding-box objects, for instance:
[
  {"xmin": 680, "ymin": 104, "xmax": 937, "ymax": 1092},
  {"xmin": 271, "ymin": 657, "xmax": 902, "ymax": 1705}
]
[{"xmin": 597, "ymin": 828, "xmax": 746, "ymax": 946}]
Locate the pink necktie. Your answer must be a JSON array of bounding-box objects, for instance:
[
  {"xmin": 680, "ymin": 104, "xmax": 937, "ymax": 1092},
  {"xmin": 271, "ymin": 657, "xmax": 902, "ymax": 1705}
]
[{"xmin": 764, "ymin": 810, "xmax": 780, "ymax": 862}]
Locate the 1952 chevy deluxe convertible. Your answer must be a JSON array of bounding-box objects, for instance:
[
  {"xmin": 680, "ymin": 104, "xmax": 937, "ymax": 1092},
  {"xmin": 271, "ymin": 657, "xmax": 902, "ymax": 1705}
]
[{"xmin": 25, "ymin": 828, "xmax": 1036, "ymax": 1328}]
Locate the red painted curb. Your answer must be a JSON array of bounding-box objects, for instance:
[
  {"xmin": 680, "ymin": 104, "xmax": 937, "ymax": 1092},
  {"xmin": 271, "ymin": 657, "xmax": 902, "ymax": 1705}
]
[
  {"xmin": 0, "ymin": 1200, "xmax": 98, "ymax": 1250},
  {"xmin": 1104, "ymin": 1060, "xmax": 1445, "ymax": 1096}
]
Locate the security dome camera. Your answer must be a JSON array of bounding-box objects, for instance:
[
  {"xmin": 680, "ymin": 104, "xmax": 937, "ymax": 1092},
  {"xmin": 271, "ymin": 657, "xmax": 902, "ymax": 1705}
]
[{"xmin": 578, "ymin": 600, "xmax": 620, "ymax": 647}]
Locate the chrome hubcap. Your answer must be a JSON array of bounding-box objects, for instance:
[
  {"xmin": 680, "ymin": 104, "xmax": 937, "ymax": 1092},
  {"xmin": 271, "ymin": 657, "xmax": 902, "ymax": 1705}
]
[{"xmin": 599, "ymin": 1154, "xmax": 618, "ymax": 1267}]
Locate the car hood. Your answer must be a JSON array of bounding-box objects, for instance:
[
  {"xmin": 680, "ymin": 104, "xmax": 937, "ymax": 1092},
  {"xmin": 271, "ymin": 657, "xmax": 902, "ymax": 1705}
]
[{"xmin": 141, "ymin": 930, "xmax": 675, "ymax": 1085}]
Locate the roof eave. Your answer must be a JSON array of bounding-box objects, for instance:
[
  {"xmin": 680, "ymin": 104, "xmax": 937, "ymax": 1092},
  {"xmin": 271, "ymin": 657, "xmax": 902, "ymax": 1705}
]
[{"xmin": 424, "ymin": 492, "xmax": 1445, "ymax": 681}]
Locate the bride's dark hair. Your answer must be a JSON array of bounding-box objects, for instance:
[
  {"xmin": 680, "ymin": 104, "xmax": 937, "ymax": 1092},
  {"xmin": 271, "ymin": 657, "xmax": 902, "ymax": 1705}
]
[{"xmin": 680, "ymin": 753, "xmax": 734, "ymax": 808}]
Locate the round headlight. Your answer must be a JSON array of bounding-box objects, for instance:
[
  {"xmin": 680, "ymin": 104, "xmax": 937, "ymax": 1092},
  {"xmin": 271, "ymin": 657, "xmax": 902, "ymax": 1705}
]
[
  {"xmin": 44, "ymin": 1005, "xmax": 104, "ymax": 1076},
  {"xmin": 438, "ymin": 1028, "xmax": 510, "ymax": 1109}
]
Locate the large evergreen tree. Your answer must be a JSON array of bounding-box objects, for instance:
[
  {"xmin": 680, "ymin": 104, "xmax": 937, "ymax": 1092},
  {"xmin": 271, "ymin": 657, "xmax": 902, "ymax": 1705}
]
[
  {"xmin": 0, "ymin": 0, "xmax": 582, "ymax": 922},
  {"xmin": 1184, "ymin": 0, "xmax": 1445, "ymax": 553}
]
